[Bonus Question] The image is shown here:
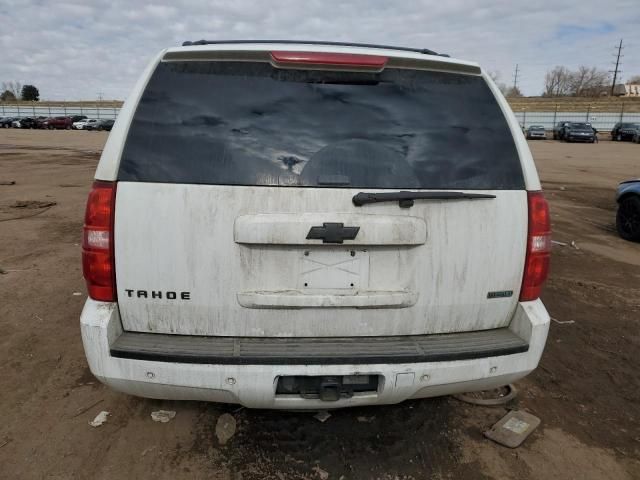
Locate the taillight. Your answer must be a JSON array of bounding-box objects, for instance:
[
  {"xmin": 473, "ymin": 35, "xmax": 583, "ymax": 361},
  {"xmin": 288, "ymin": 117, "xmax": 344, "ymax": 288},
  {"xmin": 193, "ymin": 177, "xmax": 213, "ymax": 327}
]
[
  {"xmin": 270, "ymin": 51, "xmax": 388, "ymax": 70},
  {"xmin": 520, "ymin": 191, "xmax": 551, "ymax": 301},
  {"xmin": 82, "ymin": 181, "xmax": 117, "ymax": 301}
]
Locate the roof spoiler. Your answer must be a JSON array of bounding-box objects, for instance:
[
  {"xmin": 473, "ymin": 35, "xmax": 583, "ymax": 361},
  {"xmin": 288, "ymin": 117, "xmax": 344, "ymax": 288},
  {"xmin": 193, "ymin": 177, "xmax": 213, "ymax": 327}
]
[{"xmin": 180, "ymin": 39, "xmax": 450, "ymax": 57}]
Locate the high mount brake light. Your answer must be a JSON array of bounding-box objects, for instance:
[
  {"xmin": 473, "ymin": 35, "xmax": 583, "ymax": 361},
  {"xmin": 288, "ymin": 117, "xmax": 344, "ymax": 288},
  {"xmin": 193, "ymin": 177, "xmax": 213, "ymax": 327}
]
[
  {"xmin": 520, "ymin": 191, "xmax": 551, "ymax": 302},
  {"xmin": 82, "ymin": 181, "xmax": 117, "ymax": 302},
  {"xmin": 270, "ymin": 51, "xmax": 388, "ymax": 70}
]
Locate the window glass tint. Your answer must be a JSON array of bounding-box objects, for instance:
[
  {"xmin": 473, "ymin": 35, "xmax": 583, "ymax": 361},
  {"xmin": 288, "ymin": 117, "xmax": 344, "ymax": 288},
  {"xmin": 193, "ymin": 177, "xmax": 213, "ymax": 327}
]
[{"xmin": 119, "ymin": 61, "xmax": 524, "ymax": 189}]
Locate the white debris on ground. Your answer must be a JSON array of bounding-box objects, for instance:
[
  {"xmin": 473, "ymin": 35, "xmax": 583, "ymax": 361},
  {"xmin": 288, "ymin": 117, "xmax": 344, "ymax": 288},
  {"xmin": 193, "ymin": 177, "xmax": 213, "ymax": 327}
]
[
  {"xmin": 312, "ymin": 465, "xmax": 330, "ymax": 480},
  {"xmin": 89, "ymin": 411, "xmax": 110, "ymax": 427},
  {"xmin": 356, "ymin": 416, "xmax": 375, "ymax": 423},
  {"xmin": 150, "ymin": 410, "xmax": 176, "ymax": 423},
  {"xmin": 313, "ymin": 411, "xmax": 331, "ymax": 423},
  {"xmin": 215, "ymin": 413, "xmax": 237, "ymax": 445}
]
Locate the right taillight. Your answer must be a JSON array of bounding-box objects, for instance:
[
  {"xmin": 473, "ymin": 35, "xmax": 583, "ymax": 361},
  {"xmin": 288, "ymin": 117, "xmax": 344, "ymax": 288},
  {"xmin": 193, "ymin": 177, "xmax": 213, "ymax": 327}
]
[
  {"xmin": 520, "ymin": 191, "xmax": 551, "ymax": 302},
  {"xmin": 82, "ymin": 181, "xmax": 117, "ymax": 302}
]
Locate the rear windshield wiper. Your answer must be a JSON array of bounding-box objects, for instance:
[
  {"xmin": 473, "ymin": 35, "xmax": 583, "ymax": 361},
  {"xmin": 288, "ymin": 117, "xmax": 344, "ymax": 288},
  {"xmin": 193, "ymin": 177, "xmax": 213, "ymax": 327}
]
[{"xmin": 352, "ymin": 191, "xmax": 496, "ymax": 208}]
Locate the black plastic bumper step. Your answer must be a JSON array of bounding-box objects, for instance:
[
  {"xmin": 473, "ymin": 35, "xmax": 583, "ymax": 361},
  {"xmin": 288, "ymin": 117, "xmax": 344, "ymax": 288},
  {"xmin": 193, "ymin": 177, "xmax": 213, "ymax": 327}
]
[{"xmin": 110, "ymin": 328, "xmax": 528, "ymax": 365}]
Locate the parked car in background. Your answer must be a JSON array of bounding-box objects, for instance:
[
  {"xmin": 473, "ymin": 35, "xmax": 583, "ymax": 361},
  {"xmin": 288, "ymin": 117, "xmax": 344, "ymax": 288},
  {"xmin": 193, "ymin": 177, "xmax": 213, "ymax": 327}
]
[
  {"xmin": 71, "ymin": 115, "xmax": 88, "ymax": 123},
  {"xmin": 526, "ymin": 125, "xmax": 546, "ymax": 140},
  {"xmin": 13, "ymin": 117, "xmax": 38, "ymax": 129},
  {"xmin": 73, "ymin": 118, "xmax": 98, "ymax": 130},
  {"xmin": 80, "ymin": 41, "xmax": 551, "ymax": 409},
  {"xmin": 624, "ymin": 125, "xmax": 640, "ymax": 143},
  {"xmin": 85, "ymin": 118, "xmax": 114, "ymax": 131},
  {"xmin": 553, "ymin": 121, "xmax": 571, "ymax": 140},
  {"xmin": 616, "ymin": 179, "xmax": 640, "ymax": 242},
  {"xmin": 611, "ymin": 122, "xmax": 640, "ymax": 141},
  {"xmin": 34, "ymin": 116, "xmax": 49, "ymax": 129},
  {"xmin": 0, "ymin": 117, "xmax": 17, "ymax": 128},
  {"xmin": 564, "ymin": 123, "xmax": 596, "ymax": 143},
  {"xmin": 42, "ymin": 116, "xmax": 73, "ymax": 130}
]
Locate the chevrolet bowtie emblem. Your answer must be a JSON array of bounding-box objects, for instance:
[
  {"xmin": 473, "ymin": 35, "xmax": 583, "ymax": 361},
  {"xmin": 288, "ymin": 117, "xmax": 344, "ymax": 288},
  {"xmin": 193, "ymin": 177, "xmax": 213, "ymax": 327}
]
[{"xmin": 306, "ymin": 222, "xmax": 360, "ymax": 244}]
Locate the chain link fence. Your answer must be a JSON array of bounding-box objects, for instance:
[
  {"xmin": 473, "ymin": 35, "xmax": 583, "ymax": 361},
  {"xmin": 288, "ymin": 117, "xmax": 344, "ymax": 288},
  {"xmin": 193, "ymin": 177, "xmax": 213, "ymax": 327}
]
[
  {"xmin": 0, "ymin": 104, "xmax": 120, "ymax": 120},
  {"xmin": 2, "ymin": 103, "xmax": 640, "ymax": 131}
]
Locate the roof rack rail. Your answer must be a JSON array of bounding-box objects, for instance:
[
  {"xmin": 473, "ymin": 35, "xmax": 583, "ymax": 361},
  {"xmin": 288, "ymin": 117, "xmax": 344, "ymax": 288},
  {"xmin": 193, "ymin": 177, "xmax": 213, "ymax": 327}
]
[{"xmin": 180, "ymin": 39, "xmax": 449, "ymax": 57}]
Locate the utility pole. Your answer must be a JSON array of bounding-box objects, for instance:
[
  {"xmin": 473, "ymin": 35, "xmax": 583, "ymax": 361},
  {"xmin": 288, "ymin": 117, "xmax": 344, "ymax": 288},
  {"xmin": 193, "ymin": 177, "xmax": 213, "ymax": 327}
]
[
  {"xmin": 512, "ymin": 64, "xmax": 520, "ymax": 91},
  {"xmin": 97, "ymin": 91, "xmax": 104, "ymax": 102},
  {"xmin": 610, "ymin": 39, "xmax": 623, "ymax": 96}
]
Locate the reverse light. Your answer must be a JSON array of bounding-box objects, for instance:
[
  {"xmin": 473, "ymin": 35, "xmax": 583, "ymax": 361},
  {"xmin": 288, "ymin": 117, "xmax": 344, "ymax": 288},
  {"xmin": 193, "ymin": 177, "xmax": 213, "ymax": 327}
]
[
  {"xmin": 519, "ymin": 191, "xmax": 551, "ymax": 301},
  {"xmin": 82, "ymin": 181, "xmax": 117, "ymax": 302}
]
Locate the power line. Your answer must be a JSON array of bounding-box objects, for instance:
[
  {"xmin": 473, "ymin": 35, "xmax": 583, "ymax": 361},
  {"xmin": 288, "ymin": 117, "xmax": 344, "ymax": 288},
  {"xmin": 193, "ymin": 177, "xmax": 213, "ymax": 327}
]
[
  {"xmin": 512, "ymin": 64, "xmax": 520, "ymax": 90},
  {"xmin": 609, "ymin": 39, "xmax": 623, "ymax": 96}
]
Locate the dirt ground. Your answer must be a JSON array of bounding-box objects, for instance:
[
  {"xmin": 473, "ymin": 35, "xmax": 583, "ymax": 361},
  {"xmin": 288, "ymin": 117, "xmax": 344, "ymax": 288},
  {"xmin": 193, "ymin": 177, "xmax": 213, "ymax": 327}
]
[{"xmin": 1, "ymin": 130, "xmax": 639, "ymax": 480}]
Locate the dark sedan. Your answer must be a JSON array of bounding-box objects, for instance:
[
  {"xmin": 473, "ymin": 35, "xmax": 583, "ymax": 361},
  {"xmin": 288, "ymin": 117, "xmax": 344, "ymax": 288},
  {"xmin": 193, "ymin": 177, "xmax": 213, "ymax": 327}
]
[
  {"xmin": 85, "ymin": 118, "xmax": 115, "ymax": 131},
  {"xmin": 611, "ymin": 122, "xmax": 640, "ymax": 141},
  {"xmin": 616, "ymin": 179, "xmax": 640, "ymax": 242},
  {"xmin": 16, "ymin": 117, "xmax": 39, "ymax": 129},
  {"xmin": 0, "ymin": 116, "xmax": 16, "ymax": 128},
  {"xmin": 564, "ymin": 123, "xmax": 595, "ymax": 143}
]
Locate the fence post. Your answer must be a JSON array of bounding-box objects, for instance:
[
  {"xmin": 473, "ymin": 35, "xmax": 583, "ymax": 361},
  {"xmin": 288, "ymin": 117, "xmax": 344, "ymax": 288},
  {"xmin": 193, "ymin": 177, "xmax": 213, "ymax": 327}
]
[
  {"xmin": 553, "ymin": 104, "xmax": 557, "ymax": 126},
  {"xmin": 523, "ymin": 109, "xmax": 527, "ymax": 128},
  {"xmin": 97, "ymin": 105, "xmax": 101, "ymax": 119},
  {"xmin": 620, "ymin": 102, "xmax": 625, "ymax": 122},
  {"xmin": 17, "ymin": 104, "xmax": 20, "ymax": 116},
  {"xmin": 586, "ymin": 105, "xmax": 590, "ymax": 122}
]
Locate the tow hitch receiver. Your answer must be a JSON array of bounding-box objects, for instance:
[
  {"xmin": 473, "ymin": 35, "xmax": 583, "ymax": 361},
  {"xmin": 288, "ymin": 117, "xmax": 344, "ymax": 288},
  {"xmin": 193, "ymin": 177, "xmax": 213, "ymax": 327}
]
[{"xmin": 276, "ymin": 375, "xmax": 379, "ymax": 401}]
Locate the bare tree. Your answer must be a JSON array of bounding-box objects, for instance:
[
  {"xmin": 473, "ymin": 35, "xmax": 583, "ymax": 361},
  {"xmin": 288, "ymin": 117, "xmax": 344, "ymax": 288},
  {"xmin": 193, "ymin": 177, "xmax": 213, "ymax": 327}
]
[
  {"xmin": 504, "ymin": 86, "xmax": 523, "ymax": 98},
  {"xmin": 543, "ymin": 66, "xmax": 572, "ymax": 97},
  {"xmin": 628, "ymin": 75, "xmax": 640, "ymax": 84},
  {"xmin": 1, "ymin": 81, "xmax": 22, "ymax": 99},
  {"xmin": 569, "ymin": 66, "xmax": 609, "ymax": 96}
]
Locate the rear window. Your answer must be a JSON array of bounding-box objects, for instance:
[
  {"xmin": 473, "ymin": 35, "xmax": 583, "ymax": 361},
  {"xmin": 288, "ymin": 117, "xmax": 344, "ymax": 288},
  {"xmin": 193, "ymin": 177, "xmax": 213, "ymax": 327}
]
[{"xmin": 119, "ymin": 60, "xmax": 524, "ymax": 189}]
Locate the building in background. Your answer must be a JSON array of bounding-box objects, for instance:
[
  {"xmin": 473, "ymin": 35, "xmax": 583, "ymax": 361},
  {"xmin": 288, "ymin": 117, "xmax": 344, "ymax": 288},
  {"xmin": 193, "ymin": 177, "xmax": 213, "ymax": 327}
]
[{"xmin": 613, "ymin": 84, "xmax": 640, "ymax": 97}]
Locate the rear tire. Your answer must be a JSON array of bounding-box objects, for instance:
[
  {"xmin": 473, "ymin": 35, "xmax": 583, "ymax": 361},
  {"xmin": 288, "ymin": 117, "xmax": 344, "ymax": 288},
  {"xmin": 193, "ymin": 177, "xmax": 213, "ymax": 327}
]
[{"xmin": 617, "ymin": 196, "xmax": 640, "ymax": 242}]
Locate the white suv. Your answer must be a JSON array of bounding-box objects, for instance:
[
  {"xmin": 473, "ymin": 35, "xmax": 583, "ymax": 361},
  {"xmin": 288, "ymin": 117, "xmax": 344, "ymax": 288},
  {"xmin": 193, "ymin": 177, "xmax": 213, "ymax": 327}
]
[{"xmin": 80, "ymin": 41, "xmax": 551, "ymax": 409}]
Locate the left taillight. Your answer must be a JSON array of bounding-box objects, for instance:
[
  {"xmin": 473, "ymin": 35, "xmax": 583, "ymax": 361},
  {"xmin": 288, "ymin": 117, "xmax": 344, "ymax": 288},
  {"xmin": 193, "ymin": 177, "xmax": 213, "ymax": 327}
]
[{"xmin": 82, "ymin": 181, "xmax": 117, "ymax": 302}]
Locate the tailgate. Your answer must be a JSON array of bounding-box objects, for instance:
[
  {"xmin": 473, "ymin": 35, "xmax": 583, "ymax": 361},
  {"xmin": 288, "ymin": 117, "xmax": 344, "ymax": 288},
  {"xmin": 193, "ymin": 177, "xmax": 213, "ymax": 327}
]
[{"xmin": 115, "ymin": 184, "xmax": 526, "ymax": 336}]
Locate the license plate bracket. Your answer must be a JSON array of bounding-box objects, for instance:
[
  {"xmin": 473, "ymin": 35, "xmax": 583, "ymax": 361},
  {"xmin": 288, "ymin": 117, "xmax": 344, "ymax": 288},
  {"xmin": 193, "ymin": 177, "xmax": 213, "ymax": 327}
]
[{"xmin": 299, "ymin": 249, "xmax": 369, "ymax": 290}]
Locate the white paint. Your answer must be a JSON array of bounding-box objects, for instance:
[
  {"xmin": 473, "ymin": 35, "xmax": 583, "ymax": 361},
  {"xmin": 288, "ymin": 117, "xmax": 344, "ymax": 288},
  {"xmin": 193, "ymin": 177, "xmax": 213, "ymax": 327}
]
[
  {"xmin": 235, "ymin": 213, "xmax": 426, "ymax": 246},
  {"xmin": 237, "ymin": 290, "xmax": 418, "ymax": 309},
  {"xmin": 115, "ymin": 184, "xmax": 527, "ymax": 337},
  {"xmin": 80, "ymin": 41, "xmax": 550, "ymax": 406},
  {"xmin": 80, "ymin": 298, "xmax": 550, "ymax": 408}
]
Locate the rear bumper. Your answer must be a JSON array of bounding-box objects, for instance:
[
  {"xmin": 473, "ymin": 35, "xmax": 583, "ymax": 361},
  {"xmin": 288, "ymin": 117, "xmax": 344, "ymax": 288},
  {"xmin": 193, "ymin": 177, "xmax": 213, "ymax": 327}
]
[{"xmin": 80, "ymin": 300, "xmax": 550, "ymax": 409}]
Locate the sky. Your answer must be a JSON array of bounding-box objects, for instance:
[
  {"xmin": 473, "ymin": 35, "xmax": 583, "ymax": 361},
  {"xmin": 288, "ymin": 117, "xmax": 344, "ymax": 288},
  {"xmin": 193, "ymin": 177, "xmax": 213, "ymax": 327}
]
[{"xmin": 0, "ymin": 0, "xmax": 639, "ymax": 100}]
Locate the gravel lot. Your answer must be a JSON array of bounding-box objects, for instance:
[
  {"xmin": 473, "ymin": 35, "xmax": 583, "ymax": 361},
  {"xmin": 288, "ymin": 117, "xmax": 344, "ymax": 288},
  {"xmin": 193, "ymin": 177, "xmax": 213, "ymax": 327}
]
[{"xmin": 1, "ymin": 130, "xmax": 639, "ymax": 479}]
